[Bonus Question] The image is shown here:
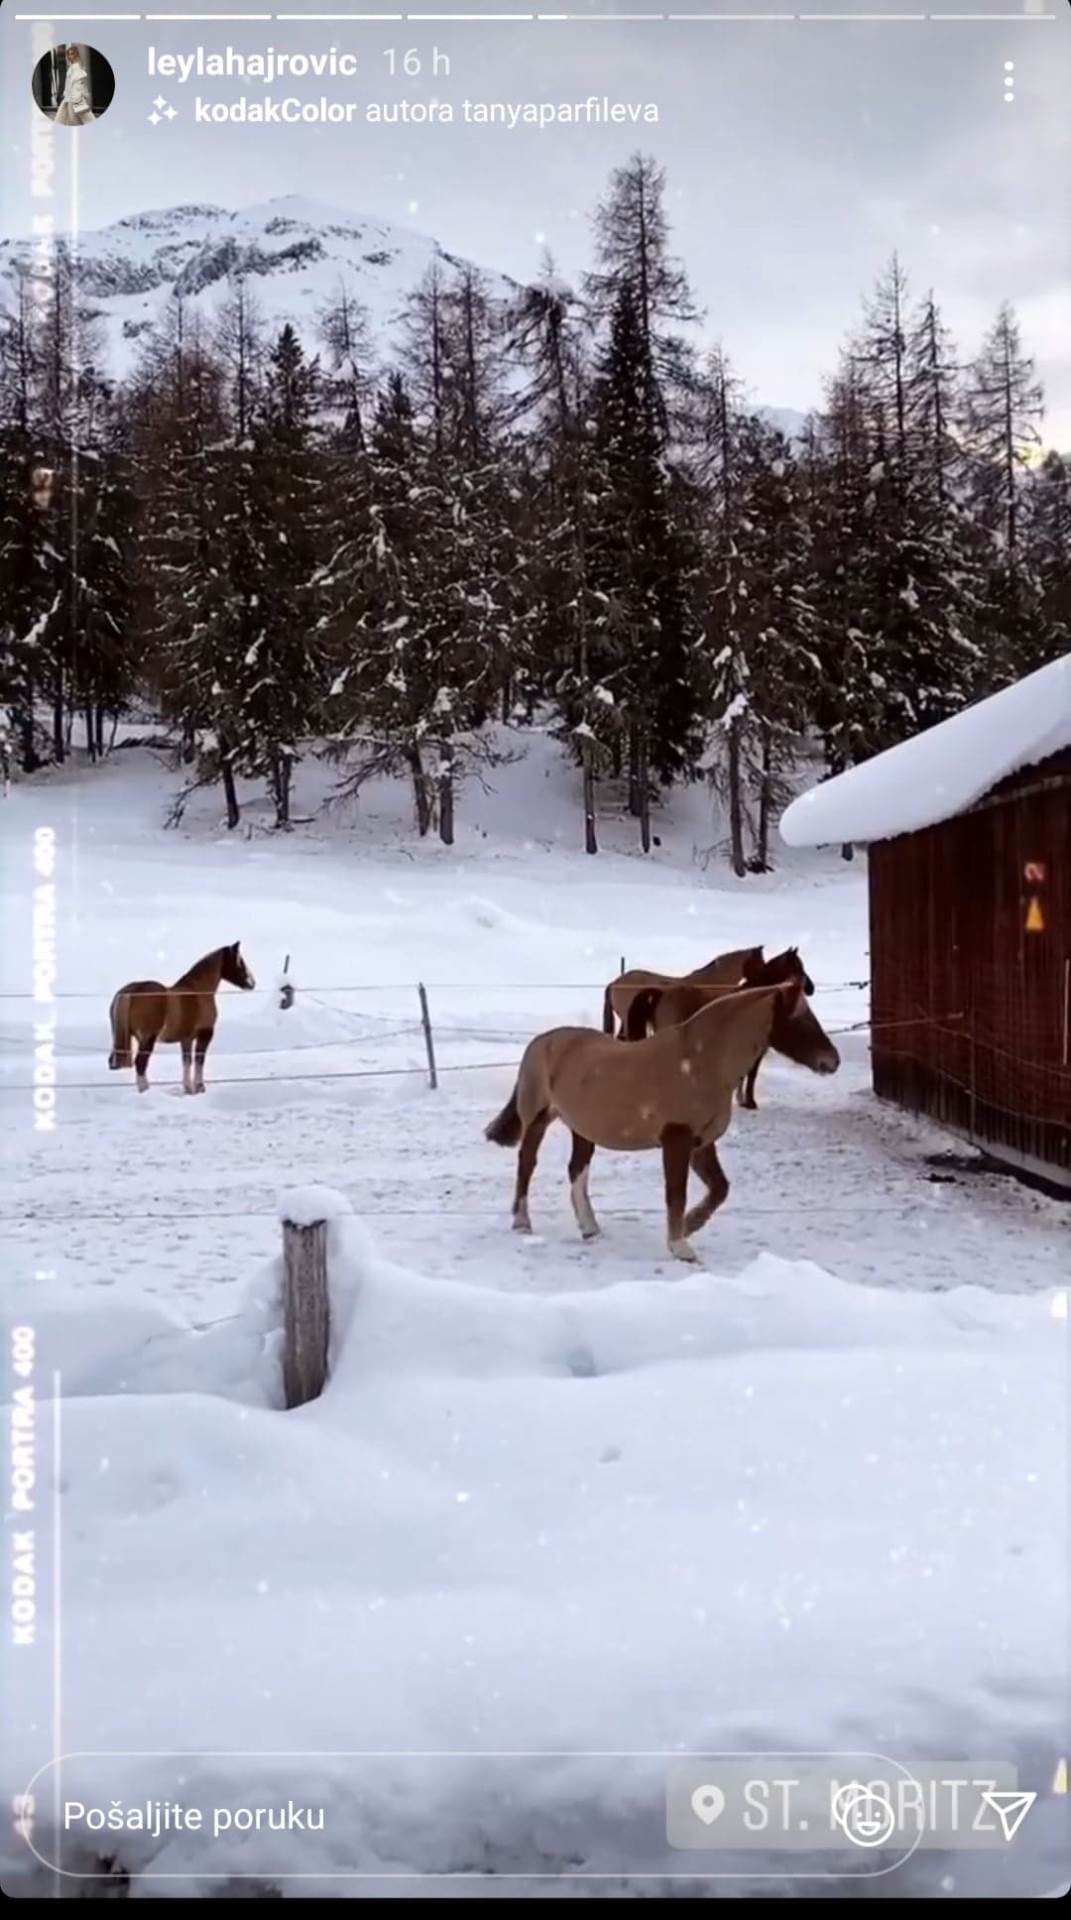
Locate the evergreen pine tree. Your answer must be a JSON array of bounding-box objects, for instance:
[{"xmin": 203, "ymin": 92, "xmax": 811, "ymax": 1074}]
[
  {"xmin": 584, "ymin": 154, "xmax": 703, "ymax": 845},
  {"xmin": 965, "ymin": 301, "xmax": 1044, "ymax": 679},
  {"xmin": 694, "ymin": 353, "xmax": 816, "ymax": 872},
  {"xmin": 0, "ymin": 266, "xmax": 51, "ymax": 769},
  {"xmin": 232, "ymin": 323, "xmax": 330, "ymax": 827},
  {"xmin": 132, "ymin": 293, "xmax": 264, "ymax": 827},
  {"xmin": 509, "ymin": 263, "xmax": 612, "ymax": 852},
  {"xmin": 802, "ymin": 361, "xmax": 878, "ymax": 813},
  {"xmin": 1028, "ymin": 450, "xmax": 1071, "ymax": 664},
  {"xmin": 73, "ymin": 372, "xmax": 137, "ymax": 759},
  {"xmin": 318, "ymin": 278, "xmax": 374, "ymax": 443}
]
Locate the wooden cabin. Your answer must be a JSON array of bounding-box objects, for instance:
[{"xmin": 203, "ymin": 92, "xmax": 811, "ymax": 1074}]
[{"xmin": 781, "ymin": 656, "xmax": 1071, "ymax": 1193}]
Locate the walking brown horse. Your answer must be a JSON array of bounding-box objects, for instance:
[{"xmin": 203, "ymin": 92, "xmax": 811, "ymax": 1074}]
[
  {"xmin": 620, "ymin": 945, "xmax": 819, "ymax": 1110},
  {"xmin": 625, "ymin": 972, "xmax": 839, "ymax": 1108},
  {"xmin": 108, "ymin": 943, "xmax": 256, "ymax": 1093},
  {"xmin": 486, "ymin": 978, "xmax": 828, "ymax": 1264}
]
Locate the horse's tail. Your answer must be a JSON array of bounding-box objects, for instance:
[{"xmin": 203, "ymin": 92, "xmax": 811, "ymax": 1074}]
[
  {"xmin": 108, "ymin": 990, "xmax": 132, "ymax": 1070},
  {"xmin": 601, "ymin": 983, "xmax": 616, "ymax": 1035},
  {"xmin": 485, "ymin": 1082, "xmax": 523, "ymax": 1148},
  {"xmin": 624, "ymin": 987, "xmax": 661, "ymax": 1042}
]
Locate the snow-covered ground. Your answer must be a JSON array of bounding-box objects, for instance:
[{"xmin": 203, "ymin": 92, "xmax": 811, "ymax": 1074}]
[{"xmin": 1, "ymin": 736, "xmax": 1067, "ymax": 1897}]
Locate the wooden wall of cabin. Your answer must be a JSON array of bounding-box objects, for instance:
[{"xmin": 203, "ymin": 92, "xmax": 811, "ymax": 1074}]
[{"xmin": 869, "ymin": 751, "xmax": 1071, "ymax": 1190}]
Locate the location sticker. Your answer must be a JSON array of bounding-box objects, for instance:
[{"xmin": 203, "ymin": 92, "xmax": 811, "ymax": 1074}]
[{"xmin": 690, "ymin": 1784, "xmax": 726, "ymax": 1826}]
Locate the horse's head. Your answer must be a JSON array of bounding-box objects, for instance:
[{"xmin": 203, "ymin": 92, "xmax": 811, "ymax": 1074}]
[
  {"xmin": 768, "ymin": 977, "xmax": 839, "ymax": 1076},
  {"xmin": 223, "ymin": 942, "xmax": 256, "ymax": 991},
  {"xmin": 747, "ymin": 944, "xmax": 815, "ymax": 997}
]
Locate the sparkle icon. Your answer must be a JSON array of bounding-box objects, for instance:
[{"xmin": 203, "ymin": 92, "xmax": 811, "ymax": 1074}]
[{"xmin": 980, "ymin": 1789, "xmax": 1037, "ymax": 1842}]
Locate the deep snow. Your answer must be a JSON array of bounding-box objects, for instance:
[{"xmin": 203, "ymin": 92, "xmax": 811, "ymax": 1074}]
[{"xmin": 1, "ymin": 735, "xmax": 1067, "ymax": 1897}]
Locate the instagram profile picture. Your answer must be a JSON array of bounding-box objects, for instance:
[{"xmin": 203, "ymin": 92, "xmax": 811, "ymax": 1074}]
[{"xmin": 32, "ymin": 44, "xmax": 115, "ymax": 127}]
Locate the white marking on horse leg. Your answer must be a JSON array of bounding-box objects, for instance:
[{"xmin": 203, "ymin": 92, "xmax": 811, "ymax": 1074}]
[
  {"xmin": 669, "ymin": 1237, "xmax": 700, "ymax": 1265},
  {"xmin": 570, "ymin": 1166, "xmax": 600, "ymax": 1241},
  {"xmin": 136, "ymin": 1073, "xmax": 149, "ymax": 1094},
  {"xmin": 512, "ymin": 1200, "xmax": 532, "ymax": 1233}
]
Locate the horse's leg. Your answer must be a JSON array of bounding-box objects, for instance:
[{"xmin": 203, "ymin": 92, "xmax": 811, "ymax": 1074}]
[
  {"xmin": 512, "ymin": 1108, "xmax": 551, "ymax": 1232},
  {"xmin": 737, "ymin": 1052, "xmax": 763, "ymax": 1111},
  {"xmin": 134, "ymin": 1032, "xmax": 156, "ymax": 1094},
  {"xmin": 180, "ymin": 1036, "xmax": 194, "ymax": 1095},
  {"xmin": 568, "ymin": 1132, "xmax": 600, "ymax": 1241},
  {"xmin": 193, "ymin": 1027, "xmax": 214, "ymax": 1094},
  {"xmin": 661, "ymin": 1124, "xmax": 699, "ymax": 1264},
  {"xmin": 684, "ymin": 1142, "xmax": 730, "ymax": 1239}
]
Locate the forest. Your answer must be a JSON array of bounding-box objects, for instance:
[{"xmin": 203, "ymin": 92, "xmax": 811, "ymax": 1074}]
[{"xmin": 1, "ymin": 153, "xmax": 1068, "ymax": 868}]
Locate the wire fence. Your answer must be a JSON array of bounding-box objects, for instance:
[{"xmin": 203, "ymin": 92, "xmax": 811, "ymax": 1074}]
[
  {"xmin": 0, "ymin": 1009, "xmax": 917, "ymax": 1098},
  {"xmin": 0, "ymin": 1195, "xmax": 948, "ymax": 1227},
  {"xmin": 5, "ymin": 984, "xmax": 1059, "ymax": 1233},
  {"xmin": 0, "ymin": 968, "xmax": 873, "ymax": 1091},
  {"xmin": 0, "ymin": 979, "xmax": 872, "ymax": 1001}
]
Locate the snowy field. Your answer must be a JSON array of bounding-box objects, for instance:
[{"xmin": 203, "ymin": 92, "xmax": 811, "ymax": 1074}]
[{"xmin": 1, "ymin": 736, "xmax": 1068, "ymax": 1897}]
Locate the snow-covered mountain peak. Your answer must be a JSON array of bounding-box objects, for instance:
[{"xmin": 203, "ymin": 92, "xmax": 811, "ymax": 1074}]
[
  {"xmin": 0, "ymin": 194, "xmax": 517, "ymax": 373},
  {"xmin": 0, "ymin": 195, "xmax": 810, "ymax": 435}
]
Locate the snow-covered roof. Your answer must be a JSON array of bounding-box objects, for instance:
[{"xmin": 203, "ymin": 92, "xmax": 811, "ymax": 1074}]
[{"xmin": 780, "ymin": 653, "xmax": 1071, "ymax": 849}]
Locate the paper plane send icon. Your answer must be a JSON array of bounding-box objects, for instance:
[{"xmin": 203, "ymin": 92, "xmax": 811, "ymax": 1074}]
[{"xmin": 980, "ymin": 1789, "xmax": 1037, "ymax": 1842}]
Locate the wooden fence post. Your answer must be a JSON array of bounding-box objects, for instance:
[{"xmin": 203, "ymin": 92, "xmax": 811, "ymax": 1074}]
[
  {"xmin": 281, "ymin": 1211, "xmax": 330, "ymax": 1409},
  {"xmin": 620, "ymin": 955, "xmax": 626, "ymax": 976},
  {"xmin": 417, "ymin": 981, "xmax": 438, "ymax": 1090}
]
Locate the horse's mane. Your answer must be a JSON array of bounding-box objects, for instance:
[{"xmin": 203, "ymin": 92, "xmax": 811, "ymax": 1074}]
[{"xmin": 171, "ymin": 946, "xmax": 226, "ymax": 987}]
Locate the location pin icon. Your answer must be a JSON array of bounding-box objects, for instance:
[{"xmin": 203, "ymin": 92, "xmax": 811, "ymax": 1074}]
[{"xmin": 691, "ymin": 1783, "xmax": 725, "ymax": 1826}]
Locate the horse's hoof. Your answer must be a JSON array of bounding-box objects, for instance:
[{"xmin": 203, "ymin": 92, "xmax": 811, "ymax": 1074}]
[
  {"xmin": 581, "ymin": 1226, "xmax": 601, "ymax": 1242},
  {"xmin": 669, "ymin": 1239, "xmax": 700, "ymax": 1265},
  {"xmin": 512, "ymin": 1216, "xmax": 531, "ymax": 1234}
]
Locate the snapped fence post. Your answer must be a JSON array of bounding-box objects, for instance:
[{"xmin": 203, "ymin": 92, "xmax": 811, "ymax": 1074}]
[
  {"xmin": 281, "ymin": 1209, "xmax": 330, "ymax": 1409},
  {"xmin": 417, "ymin": 981, "xmax": 438, "ymax": 1090},
  {"xmin": 620, "ymin": 955, "xmax": 626, "ymax": 975}
]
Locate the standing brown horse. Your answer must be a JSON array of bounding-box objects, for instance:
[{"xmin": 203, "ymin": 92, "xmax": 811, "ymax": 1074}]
[
  {"xmin": 486, "ymin": 978, "xmax": 828, "ymax": 1264},
  {"xmin": 108, "ymin": 943, "xmax": 256, "ymax": 1093},
  {"xmin": 601, "ymin": 945, "xmax": 761, "ymax": 1037},
  {"xmin": 620, "ymin": 946, "xmax": 818, "ymax": 1110}
]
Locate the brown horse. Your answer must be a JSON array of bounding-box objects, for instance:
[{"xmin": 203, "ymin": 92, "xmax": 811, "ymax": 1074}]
[
  {"xmin": 621, "ymin": 945, "xmax": 819, "ymax": 1110},
  {"xmin": 486, "ymin": 978, "xmax": 826, "ymax": 1264},
  {"xmin": 625, "ymin": 973, "xmax": 839, "ymax": 1109},
  {"xmin": 601, "ymin": 945, "xmax": 761, "ymax": 1037},
  {"xmin": 108, "ymin": 943, "xmax": 256, "ymax": 1093}
]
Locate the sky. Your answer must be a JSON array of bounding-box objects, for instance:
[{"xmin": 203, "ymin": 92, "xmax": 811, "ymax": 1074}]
[{"xmin": 1, "ymin": 1, "xmax": 1069, "ymax": 443}]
